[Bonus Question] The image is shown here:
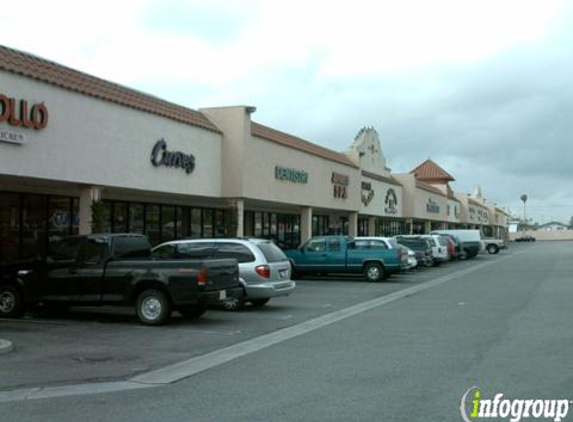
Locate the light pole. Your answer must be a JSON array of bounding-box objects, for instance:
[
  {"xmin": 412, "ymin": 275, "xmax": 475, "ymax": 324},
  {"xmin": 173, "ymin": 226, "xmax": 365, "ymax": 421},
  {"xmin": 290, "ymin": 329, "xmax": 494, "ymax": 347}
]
[{"xmin": 520, "ymin": 194, "xmax": 528, "ymax": 235}]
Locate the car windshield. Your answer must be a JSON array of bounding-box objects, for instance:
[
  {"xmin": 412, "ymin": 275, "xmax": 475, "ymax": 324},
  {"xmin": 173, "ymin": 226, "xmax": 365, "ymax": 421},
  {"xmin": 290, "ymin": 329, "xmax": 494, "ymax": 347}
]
[{"xmin": 256, "ymin": 241, "xmax": 288, "ymax": 263}]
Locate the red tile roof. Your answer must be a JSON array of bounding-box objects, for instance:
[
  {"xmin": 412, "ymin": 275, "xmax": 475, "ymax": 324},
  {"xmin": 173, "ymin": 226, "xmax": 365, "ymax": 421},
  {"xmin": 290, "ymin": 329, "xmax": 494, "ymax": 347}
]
[
  {"xmin": 0, "ymin": 45, "xmax": 220, "ymax": 133},
  {"xmin": 251, "ymin": 122, "xmax": 359, "ymax": 169},
  {"xmin": 411, "ymin": 158, "xmax": 455, "ymax": 182}
]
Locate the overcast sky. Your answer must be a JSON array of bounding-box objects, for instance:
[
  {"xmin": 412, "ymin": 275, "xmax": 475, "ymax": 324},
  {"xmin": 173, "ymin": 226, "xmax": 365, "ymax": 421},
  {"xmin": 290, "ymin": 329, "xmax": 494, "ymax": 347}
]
[{"xmin": 3, "ymin": 0, "xmax": 573, "ymax": 223}]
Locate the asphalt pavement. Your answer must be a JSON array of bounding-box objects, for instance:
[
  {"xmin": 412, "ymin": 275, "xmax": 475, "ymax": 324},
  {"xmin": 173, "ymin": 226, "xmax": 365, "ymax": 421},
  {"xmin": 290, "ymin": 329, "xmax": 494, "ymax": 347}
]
[{"xmin": 1, "ymin": 242, "xmax": 572, "ymax": 422}]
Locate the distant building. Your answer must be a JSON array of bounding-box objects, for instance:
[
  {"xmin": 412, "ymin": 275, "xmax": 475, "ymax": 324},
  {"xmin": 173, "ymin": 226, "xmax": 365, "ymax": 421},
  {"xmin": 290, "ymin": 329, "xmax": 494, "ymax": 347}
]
[{"xmin": 537, "ymin": 221, "xmax": 570, "ymax": 231}]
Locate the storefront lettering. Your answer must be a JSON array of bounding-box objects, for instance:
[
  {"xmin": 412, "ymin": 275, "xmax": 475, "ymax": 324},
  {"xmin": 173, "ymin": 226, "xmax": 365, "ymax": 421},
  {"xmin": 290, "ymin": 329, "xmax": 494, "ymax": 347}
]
[
  {"xmin": 426, "ymin": 198, "xmax": 440, "ymax": 214},
  {"xmin": 150, "ymin": 139, "xmax": 196, "ymax": 174},
  {"xmin": 332, "ymin": 172, "xmax": 349, "ymax": 199},
  {"xmin": 0, "ymin": 94, "xmax": 48, "ymax": 130},
  {"xmin": 0, "ymin": 130, "xmax": 26, "ymax": 145},
  {"xmin": 384, "ymin": 189, "xmax": 398, "ymax": 214},
  {"xmin": 275, "ymin": 166, "xmax": 308, "ymax": 184}
]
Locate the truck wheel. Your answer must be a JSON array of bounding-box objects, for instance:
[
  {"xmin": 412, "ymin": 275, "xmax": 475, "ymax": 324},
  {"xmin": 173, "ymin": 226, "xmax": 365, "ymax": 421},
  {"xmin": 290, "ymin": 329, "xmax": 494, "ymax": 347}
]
[
  {"xmin": 0, "ymin": 284, "xmax": 25, "ymax": 318},
  {"xmin": 459, "ymin": 250, "xmax": 469, "ymax": 260},
  {"xmin": 136, "ymin": 289, "xmax": 172, "ymax": 325},
  {"xmin": 486, "ymin": 244, "xmax": 499, "ymax": 254},
  {"xmin": 364, "ymin": 262, "xmax": 385, "ymax": 282},
  {"xmin": 179, "ymin": 304, "xmax": 207, "ymax": 319},
  {"xmin": 250, "ymin": 298, "xmax": 270, "ymax": 308},
  {"xmin": 222, "ymin": 296, "xmax": 245, "ymax": 312}
]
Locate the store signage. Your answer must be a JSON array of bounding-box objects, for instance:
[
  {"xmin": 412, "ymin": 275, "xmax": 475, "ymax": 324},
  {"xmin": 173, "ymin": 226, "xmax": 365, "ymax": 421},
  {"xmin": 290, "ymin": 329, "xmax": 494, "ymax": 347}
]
[
  {"xmin": 275, "ymin": 166, "xmax": 308, "ymax": 184},
  {"xmin": 0, "ymin": 94, "xmax": 48, "ymax": 130},
  {"xmin": 0, "ymin": 129, "xmax": 26, "ymax": 145},
  {"xmin": 150, "ymin": 139, "xmax": 196, "ymax": 174},
  {"xmin": 384, "ymin": 188, "xmax": 398, "ymax": 214},
  {"xmin": 332, "ymin": 172, "xmax": 349, "ymax": 199},
  {"xmin": 361, "ymin": 181, "xmax": 374, "ymax": 206},
  {"xmin": 426, "ymin": 198, "xmax": 440, "ymax": 214}
]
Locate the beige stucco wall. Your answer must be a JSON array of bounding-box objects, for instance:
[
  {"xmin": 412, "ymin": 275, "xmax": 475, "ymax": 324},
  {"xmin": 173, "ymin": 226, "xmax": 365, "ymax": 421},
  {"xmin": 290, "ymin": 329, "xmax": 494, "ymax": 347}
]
[
  {"xmin": 393, "ymin": 173, "xmax": 448, "ymax": 221},
  {"xmin": 359, "ymin": 176, "xmax": 403, "ymax": 217},
  {"xmin": 241, "ymin": 135, "xmax": 360, "ymax": 210},
  {"xmin": 447, "ymin": 199, "xmax": 461, "ymax": 223},
  {"xmin": 0, "ymin": 72, "xmax": 223, "ymax": 198}
]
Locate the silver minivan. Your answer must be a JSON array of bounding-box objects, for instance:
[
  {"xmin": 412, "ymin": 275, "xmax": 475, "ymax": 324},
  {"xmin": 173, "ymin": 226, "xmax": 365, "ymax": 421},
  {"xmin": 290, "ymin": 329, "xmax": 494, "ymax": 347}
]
[{"xmin": 152, "ymin": 238, "xmax": 296, "ymax": 310}]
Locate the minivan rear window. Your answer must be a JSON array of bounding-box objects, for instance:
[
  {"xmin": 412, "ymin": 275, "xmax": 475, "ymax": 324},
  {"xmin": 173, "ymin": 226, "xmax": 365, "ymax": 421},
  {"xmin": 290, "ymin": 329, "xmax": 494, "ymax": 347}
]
[{"xmin": 256, "ymin": 242, "xmax": 287, "ymax": 263}]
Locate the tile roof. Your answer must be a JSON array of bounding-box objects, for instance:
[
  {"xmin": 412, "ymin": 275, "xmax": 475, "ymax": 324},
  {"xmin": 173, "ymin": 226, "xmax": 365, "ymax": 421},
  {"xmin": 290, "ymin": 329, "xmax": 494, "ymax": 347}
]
[
  {"xmin": 252, "ymin": 122, "xmax": 359, "ymax": 169},
  {"xmin": 410, "ymin": 158, "xmax": 455, "ymax": 182},
  {"xmin": 0, "ymin": 44, "xmax": 220, "ymax": 133}
]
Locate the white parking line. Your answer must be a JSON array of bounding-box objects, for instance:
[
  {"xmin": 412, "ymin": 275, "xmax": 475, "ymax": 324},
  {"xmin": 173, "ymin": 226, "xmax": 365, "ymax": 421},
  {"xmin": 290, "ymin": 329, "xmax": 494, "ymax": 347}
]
[{"xmin": 0, "ymin": 251, "xmax": 524, "ymax": 403}]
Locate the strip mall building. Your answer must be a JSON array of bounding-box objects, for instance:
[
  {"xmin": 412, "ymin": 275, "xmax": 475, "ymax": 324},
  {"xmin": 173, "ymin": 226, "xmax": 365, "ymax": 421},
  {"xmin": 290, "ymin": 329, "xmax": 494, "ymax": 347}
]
[{"xmin": 0, "ymin": 45, "xmax": 510, "ymax": 264}]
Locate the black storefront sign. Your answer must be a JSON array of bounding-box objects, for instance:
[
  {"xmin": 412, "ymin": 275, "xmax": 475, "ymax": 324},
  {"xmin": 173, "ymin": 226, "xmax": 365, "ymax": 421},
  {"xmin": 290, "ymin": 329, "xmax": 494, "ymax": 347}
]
[{"xmin": 150, "ymin": 139, "xmax": 196, "ymax": 174}]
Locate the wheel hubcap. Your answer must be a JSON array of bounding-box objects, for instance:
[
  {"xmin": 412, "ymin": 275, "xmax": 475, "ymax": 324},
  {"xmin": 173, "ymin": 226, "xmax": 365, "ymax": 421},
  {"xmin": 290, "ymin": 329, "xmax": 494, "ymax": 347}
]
[
  {"xmin": 141, "ymin": 297, "xmax": 162, "ymax": 321},
  {"xmin": 367, "ymin": 267, "xmax": 380, "ymax": 279},
  {"xmin": 0, "ymin": 291, "xmax": 16, "ymax": 313}
]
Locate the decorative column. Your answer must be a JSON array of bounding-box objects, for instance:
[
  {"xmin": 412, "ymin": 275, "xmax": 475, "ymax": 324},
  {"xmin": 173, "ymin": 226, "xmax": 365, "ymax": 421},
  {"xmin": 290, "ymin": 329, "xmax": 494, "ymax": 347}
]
[
  {"xmin": 300, "ymin": 207, "xmax": 313, "ymax": 244},
  {"xmin": 78, "ymin": 186, "xmax": 102, "ymax": 235},
  {"xmin": 348, "ymin": 212, "xmax": 359, "ymax": 237},
  {"xmin": 234, "ymin": 199, "xmax": 245, "ymax": 237}
]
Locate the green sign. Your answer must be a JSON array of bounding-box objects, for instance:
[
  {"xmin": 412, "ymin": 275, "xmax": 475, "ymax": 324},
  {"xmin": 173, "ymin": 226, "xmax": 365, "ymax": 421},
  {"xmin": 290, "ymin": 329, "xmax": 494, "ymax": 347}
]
[{"xmin": 275, "ymin": 166, "xmax": 308, "ymax": 184}]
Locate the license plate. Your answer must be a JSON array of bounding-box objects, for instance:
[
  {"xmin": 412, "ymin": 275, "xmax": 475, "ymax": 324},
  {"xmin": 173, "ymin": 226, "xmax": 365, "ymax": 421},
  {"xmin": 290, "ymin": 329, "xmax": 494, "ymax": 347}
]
[
  {"xmin": 279, "ymin": 270, "xmax": 288, "ymax": 278},
  {"xmin": 219, "ymin": 290, "xmax": 227, "ymax": 300}
]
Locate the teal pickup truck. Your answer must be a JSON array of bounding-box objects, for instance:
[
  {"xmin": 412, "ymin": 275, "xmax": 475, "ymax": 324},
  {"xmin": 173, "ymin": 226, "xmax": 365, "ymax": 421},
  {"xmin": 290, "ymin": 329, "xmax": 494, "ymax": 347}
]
[{"xmin": 285, "ymin": 236, "xmax": 402, "ymax": 282}]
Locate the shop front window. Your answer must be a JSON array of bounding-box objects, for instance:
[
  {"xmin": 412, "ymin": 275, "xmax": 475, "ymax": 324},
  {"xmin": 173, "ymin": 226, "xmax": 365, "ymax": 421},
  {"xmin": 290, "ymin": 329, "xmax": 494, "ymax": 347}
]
[
  {"xmin": 21, "ymin": 194, "xmax": 48, "ymax": 260},
  {"xmin": 129, "ymin": 203, "xmax": 145, "ymax": 234},
  {"xmin": 254, "ymin": 212, "xmax": 263, "ymax": 237},
  {"xmin": 162, "ymin": 205, "xmax": 176, "ymax": 242},
  {"xmin": 113, "ymin": 202, "xmax": 128, "ymax": 233},
  {"xmin": 202, "ymin": 209, "xmax": 214, "ymax": 238},
  {"xmin": 48, "ymin": 196, "xmax": 73, "ymax": 251},
  {"xmin": 191, "ymin": 208, "xmax": 202, "ymax": 238},
  {"xmin": 214, "ymin": 209, "xmax": 226, "ymax": 238},
  {"xmin": 146, "ymin": 205, "xmax": 161, "ymax": 246},
  {"xmin": 0, "ymin": 193, "xmax": 20, "ymax": 263}
]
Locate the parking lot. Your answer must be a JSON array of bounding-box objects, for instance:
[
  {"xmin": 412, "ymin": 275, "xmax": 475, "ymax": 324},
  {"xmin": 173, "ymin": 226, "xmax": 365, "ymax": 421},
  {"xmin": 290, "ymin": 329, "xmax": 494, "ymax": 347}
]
[{"xmin": 0, "ymin": 251, "xmax": 509, "ymax": 391}]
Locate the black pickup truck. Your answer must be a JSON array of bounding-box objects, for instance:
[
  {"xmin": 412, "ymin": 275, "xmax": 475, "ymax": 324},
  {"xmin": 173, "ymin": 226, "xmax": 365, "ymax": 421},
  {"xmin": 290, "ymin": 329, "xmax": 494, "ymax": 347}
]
[{"xmin": 0, "ymin": 234, "xmax": 243, "ymax": 325}]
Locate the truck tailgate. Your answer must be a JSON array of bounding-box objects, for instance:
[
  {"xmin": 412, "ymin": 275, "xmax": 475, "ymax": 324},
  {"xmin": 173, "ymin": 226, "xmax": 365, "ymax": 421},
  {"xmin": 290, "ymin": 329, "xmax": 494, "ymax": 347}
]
[{"xmin": 202, "ymin": 259, "xmax": 240, "ymax": 291}]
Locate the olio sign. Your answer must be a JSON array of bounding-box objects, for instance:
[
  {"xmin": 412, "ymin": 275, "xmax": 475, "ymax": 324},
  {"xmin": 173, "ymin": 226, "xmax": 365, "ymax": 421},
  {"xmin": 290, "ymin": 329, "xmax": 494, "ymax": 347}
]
[{"xmin": 0, "ymin": 94, "xmax": 49, "ymax": 130}]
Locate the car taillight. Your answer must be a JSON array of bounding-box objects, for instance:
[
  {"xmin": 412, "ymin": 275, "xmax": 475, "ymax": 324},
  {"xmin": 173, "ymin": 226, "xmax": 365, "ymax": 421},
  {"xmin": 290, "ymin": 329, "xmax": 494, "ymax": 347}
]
[
  {"xmin": 255, "ymin": 265, "xmax": 271, "ymax": 279},
  {"xmin": 197, "ymin": 267, "xmax": 207, "ymax": 286}
]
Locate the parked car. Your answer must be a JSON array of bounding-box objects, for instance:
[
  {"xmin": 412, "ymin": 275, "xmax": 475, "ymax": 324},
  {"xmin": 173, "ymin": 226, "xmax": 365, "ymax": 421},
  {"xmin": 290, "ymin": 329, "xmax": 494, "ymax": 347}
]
[
  {"xmin": 515, "ymin": 235, "xmax": 536, "ymax": 242},
  {"xmin": 397, "ymin": 235, "xmax": 448, "ymax": 266},
  {"xmin": 394, "ymin": 236, "xmax": 434, "ymax": 267},
  {"xmin": 398, "ymin": 245, "xmax": 418, "ymax": 271},
  {"xmin": 430, "ymin": 230, "xmax": 482, "ymax": 259},
  {"xmin": 0, "ymin": 234, "xmax": 243, "ymax": 325},
  {"xmin": 152, "ymin": 238, "xmax": 295, "ymax": 311},
  {"xmin": 481, "ymin": 237, "xmax": 507, "ymax": 254},
  {"xmin": 285, "ymin": 235, "xmax": 402, "ymax": 282}
]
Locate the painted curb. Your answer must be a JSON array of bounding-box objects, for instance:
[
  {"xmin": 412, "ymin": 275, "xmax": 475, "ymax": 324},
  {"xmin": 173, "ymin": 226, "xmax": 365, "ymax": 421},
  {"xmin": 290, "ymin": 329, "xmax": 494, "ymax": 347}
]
[{"xmin": 0, "ymin": 339, "xmax": 13, "ymax": 354}]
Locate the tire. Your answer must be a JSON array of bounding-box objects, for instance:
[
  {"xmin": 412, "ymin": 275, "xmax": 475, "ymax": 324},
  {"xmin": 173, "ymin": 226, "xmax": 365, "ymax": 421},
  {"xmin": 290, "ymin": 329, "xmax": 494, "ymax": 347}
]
[
  {"xmin": 364, "ymin": 262, "xmax": 385, "ymax": 282},
  {"xmin": 179, "ymin": 303, "xmax": 207, "ymax": 319},
  {"xmin": 221, "ymin": 295, "xmax": 245, "ymax": 312},
  {"xmin": 290, "ymin": 263, "xmax": 303, "ymax": 280},
  {"xmin": 486, "ymin": 244, "xmax": 499, "ymax": 254},
  {"xmin": 136, "ymin": 289, "xmax": 172, "ymax": 326},
  {"xmin": 0, "ymin": 284, "xmax": 25, "ymax": 318},
  {"xmin": 459, "ymin": 250, "xmax": 469, "ymax": 260},
  {"xmin": 250, "ymin": 298, "xmax": 270, "ymax": 308}
]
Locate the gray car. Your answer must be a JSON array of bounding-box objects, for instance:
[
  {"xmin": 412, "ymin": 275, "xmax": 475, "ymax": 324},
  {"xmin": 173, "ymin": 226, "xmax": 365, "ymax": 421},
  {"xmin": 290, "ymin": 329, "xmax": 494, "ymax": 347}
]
[{"xmin": 152, "ymin": 238, "xmax": 296, "ymax": 310}]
